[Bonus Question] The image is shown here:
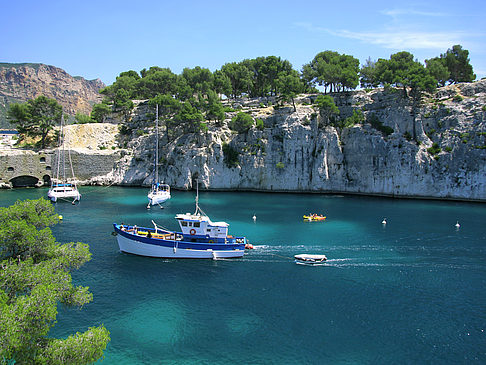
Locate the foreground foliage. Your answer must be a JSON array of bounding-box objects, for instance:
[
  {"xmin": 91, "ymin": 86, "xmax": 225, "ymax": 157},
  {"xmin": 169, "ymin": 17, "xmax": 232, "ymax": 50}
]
[{"xmin": 0, "ymin": 199, "xmax": 110, "ymax": 364}]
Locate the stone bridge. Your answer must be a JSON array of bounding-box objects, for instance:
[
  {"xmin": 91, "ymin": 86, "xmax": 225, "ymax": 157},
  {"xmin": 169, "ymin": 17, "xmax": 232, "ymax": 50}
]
[{"xmin": 0, "ymin": 150, "xmax": 55, "ymax": 188}]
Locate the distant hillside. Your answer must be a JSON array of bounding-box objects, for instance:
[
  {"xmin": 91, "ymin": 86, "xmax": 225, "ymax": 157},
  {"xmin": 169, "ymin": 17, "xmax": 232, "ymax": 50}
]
[{"xmin": 0, "ymin": 63, "xmax": 105, "ymax": 128}]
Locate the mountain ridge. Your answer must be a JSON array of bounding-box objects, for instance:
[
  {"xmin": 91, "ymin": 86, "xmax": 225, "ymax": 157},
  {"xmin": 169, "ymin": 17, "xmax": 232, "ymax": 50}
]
[{"xmin": 0, "ymin": 62, "xmax": 104, "ymax": 128}]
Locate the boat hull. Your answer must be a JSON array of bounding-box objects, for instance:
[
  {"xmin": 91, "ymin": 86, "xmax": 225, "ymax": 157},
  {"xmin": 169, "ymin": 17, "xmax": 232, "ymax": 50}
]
[
  {"xmin": 294, "ymin": 254, "xmax": 327, "ymax": 265},
  {"xmin": 148, "ymin": 192, "xmax": 171, "ymax": 205},
  {"xmin": 114, "ymin": 225, "xmax": 245, "ymax": 259},
  {"xmin": 47, "ymin": 189, "xmax": 81, "ymax": 202}
]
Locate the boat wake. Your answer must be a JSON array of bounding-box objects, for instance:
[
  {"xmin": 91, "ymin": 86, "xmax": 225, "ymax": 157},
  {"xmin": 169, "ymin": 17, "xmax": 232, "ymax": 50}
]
[{"xmin": 242, "ymin": 243, "xmax": 480, "ymax": 269}]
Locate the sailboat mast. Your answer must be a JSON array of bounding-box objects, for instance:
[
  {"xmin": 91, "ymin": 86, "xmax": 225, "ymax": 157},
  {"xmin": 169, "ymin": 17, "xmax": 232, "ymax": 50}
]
[
  {"xmin": 155, "ymin": 104, "xmax": 159, "ymax": 185},
  {"xmin": 194, "ymin": 179, "xmax": 199, "ymax": 214},
  {"xmin": 61, "ymin": 115, "xmax": 66, "ymax": 183},
  {"xmin": 55, "ymin": 117, "xmax": 62, "ymax": 184}
]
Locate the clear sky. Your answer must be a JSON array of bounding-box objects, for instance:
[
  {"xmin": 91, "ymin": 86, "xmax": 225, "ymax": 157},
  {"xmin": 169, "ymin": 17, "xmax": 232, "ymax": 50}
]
[{"xmin": 2, "ymin": 0, "xmax": 485, "ymax": 85}]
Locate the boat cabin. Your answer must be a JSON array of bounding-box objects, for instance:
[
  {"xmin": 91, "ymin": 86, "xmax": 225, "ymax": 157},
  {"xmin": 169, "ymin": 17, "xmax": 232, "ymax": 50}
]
[
  {"xmin": 175, "ymin": 213, "xmax": 229, "ymax": 239},
  {"xmin": 151, "ymin": 183, "xmax": 170, "ymax": 193}
]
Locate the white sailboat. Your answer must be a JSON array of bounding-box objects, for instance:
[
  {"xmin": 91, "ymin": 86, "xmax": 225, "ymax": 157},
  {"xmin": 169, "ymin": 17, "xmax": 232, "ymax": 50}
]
[
  {"xmin": 47, "ymin": 115, "xmax": 81, "ymax": 203},
  {"xmin": 147, "ymin": 104, "xmax": 171, "ymax": 208}
]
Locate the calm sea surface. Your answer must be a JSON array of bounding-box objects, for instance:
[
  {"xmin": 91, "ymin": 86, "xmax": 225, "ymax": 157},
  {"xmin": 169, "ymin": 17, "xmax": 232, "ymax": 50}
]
[{"xmin": 1, "ymin": 187, "xmax": 485, "ymax": 364}]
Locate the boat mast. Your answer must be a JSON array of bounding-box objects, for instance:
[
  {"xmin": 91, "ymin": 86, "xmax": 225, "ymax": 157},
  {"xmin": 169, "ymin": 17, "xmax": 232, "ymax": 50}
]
[
  {"xmin": 154, "ymin": 104, "xmax": 159, "ymax": 186},
  {"xmin": 194, "ymin": 179, "xmax": 199, "ymax": 215},
  {"xmin": 62, "ymin": 115, "xmax": 66, "ymax": 184},
  {"xmin": 54, "ymin": 116, "xmax": 62, "ymax": 185}
]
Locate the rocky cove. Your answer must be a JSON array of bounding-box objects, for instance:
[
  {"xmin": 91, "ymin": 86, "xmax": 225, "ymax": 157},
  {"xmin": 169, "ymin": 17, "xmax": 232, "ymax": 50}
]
[{"xmin": 1, "ymin": 80, "xmax": 485, "ymax": 201}]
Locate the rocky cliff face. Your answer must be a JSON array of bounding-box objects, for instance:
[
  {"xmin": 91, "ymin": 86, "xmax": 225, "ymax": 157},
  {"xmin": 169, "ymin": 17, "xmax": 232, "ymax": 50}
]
[
  {"xmin": 0, "ymin": 63, "xmax": 104, "ymax": 128},
  {"xmin": 104, "ymin": 80, "xmax": 486, "ymax": 200},
  {"xmin": 2, "ymin": 80, "xmax": 485, "ymax": 201}
]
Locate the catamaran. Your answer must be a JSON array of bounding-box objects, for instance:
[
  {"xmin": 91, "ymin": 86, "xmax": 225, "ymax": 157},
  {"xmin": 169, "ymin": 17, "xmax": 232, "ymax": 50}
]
[
  {"xmin": 114, "ymin": 185, "xmax": 249, "ymax": 259},
  {"xmin": 147, "ymin": 104, "xmax": 171, "ymax": 208},
  {"xmin": 47, "ymin": 115, "xmax": 81, "ymax": 203}
]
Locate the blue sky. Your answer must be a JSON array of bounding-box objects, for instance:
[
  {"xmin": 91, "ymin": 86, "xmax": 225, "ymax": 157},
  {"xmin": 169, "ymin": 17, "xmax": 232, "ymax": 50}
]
[{"xmin": 2, "ymin": 0, "xmax": 485, "ymax": 85}]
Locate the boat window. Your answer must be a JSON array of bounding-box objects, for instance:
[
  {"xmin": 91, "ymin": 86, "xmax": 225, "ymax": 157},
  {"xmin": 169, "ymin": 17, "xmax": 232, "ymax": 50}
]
[
  {"xmin": 181, "ymin": 221, "xmax": 187, "ymax": 227},
  {"xmin": 194, "ymin": 222, "xmax": 200, "ymax": 228},
  {"xmin": 207, "ymin": 229, "xmax": 211, "ymax": 232},
  {"xmin": 188, "ymin": 222, "xmax": 192, "ymax": 227}
]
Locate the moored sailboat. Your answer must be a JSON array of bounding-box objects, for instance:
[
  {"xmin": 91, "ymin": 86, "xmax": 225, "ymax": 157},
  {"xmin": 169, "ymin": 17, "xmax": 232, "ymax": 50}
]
[
  {"xmin": 47, "ymin": 115, "xmax": 81, "ymax": 203},
  {"xmin": 147, "ymin": 104, "xmax": 171, "ymax": 208}
]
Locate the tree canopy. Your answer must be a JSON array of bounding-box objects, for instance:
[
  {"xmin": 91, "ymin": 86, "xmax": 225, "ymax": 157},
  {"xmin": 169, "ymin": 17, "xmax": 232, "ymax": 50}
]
[
  {"xmin": 302, "ymin": 51, "xmax": 360, "ymax": 93},
  {"xmin": 89, "ymin": 44, "xmax": 475, "ymax": 138},
  {"xmin": 7, "ymin": 96, "xmax": 63, "ymax": 149},
  {"xmin": 441, "ymin": 44, "xmax": 476, "ymax": 84},
  {"xmin": 0, "ymin": 198, "xmax": 110, "ymax": 364}
]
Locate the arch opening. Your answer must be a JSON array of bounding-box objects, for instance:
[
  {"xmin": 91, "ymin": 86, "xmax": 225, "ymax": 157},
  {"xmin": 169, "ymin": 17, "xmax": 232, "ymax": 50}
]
[
  {"xmin": 43, "ymin": 175, "xmax": 51, "ymax": 185},
  {"xmin": 10, "ymin": 175, "xmax": 39, "ymax": 188}
]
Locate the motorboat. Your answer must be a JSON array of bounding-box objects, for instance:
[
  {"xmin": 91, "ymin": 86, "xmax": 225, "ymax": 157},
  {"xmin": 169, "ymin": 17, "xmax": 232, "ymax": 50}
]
[
  {"xmin": 115, "ymin": 186, "xmax": 248, "ymax": 259},
  {"xmin": 147, "ymin": 104, "xmax": 171, "ymax": 207},
  {"xmin": 294, "ymin": 254, "xmax": 327, "ymax": 265},
  {"xmin": 48, "ymin": 115, "xmax": 81, "ymax": 203}
]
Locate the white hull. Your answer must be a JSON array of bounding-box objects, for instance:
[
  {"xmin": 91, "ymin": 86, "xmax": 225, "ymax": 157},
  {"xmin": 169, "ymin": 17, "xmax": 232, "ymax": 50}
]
[
  {"xmin": 294, "ymin": 254, "xmax": 327, "ymax": 265},
  {"xmin": 116, "ymin": 233, "xmax": 245, "ymax": 259},
  {"xmin": 148, "ymin": 192, "xmax": 171, "ymax": 205},
  {"xmin": 47, "ymin": 189, "xmax": 81, "ymax": 202}
]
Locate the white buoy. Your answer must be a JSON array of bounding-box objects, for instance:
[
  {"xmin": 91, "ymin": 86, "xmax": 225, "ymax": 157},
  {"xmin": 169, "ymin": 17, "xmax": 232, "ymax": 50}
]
[
  {"xmin": 58, "ymin": 215, "xmax": 63, "ymax": 221},
  {"xmin": 382, "ymin": 218, "xmax": 387, "ymax": 225},
  {"xmin": 252, "ymin": 215, "xmax": 256, "ymax": 222},
  {"xmin": 455, "ymin": 221, "xmax": 460, "ymax": 228}
]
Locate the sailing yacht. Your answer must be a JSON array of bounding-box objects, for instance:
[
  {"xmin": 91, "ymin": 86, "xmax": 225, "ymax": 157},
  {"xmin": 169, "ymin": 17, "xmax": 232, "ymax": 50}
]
[
  {"xmin": 147, "ymin": 104, "xmax": 171, "ymax": 207},
  {"xmin": 47, "ymin": 115, "xmax": 81, "ymax": 203}
]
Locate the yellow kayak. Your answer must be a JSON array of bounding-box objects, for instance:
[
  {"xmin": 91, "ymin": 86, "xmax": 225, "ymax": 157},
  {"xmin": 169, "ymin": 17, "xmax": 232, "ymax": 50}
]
[{"xmin": 303, "ymin": 215, "xmax": 326, "ymax": 221}]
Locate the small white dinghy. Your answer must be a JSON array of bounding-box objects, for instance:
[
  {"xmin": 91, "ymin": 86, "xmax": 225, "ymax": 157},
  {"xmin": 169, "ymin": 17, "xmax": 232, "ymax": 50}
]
[{"xmin": 294, "ymin": 254, "xmax": 327, "ymax": 265}]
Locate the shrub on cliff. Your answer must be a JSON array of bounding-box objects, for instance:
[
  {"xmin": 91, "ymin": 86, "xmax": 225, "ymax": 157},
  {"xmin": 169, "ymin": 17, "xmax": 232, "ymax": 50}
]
[
  {"xmin": 222, "ymin": 143, "xmax": 239, "ymax": 168},
  {"xmin": 427, "ymin": 142, "xmax": 442, "ymax": 155},
  {"xmin": 368, "ymin": 113, "xmax": 394, "ymax": 136},
  {"xmin": 229, "ymin": 112, "xmax": 254, "ymax": 133},
  {"xmin": 314, "ymin": 95, "xmax": 339, "ymax": 126}
]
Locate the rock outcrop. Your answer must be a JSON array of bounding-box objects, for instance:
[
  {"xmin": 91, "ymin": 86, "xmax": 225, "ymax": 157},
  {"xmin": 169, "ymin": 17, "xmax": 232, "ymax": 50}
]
[
  {"xmin": 0, "ymin": 63, "xmax": 104, "ymax": 128},
  {"xmin": 1, "ymin": 80, "xmax": 485, "ymax": 201},
  {"xmin": 106, "ymin": 80, "xmax": 486, "ymax": 200}
]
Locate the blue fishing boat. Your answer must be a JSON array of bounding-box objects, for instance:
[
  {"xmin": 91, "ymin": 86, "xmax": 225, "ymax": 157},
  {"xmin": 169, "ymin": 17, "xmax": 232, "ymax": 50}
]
[{"xmin": 114, "ymin": 188, "xmax": 248, "ymax": 259}]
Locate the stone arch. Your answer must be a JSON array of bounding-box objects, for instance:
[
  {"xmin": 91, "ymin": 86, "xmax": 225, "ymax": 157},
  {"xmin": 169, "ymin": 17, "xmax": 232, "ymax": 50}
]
[
  {"xmin": 40, "ymin": 157, "xmax": 46, "ymax": 163},
  {"xmin": 7, "ymin": 166, "xmax": 14, "ymax": 172},
  {"xmin": 10, "ymin": 175, "xmax": 39, "ymax": 188},
  {"xmin": 43, "ymin": 175, "xmax": 51, "ymax": 185}
]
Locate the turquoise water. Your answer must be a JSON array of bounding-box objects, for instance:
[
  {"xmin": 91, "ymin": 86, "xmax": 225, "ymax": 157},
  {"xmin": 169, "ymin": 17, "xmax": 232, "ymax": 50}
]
[{"xmin": 1, "ymin": 187, "xmax": 485, "ymax": 364}]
